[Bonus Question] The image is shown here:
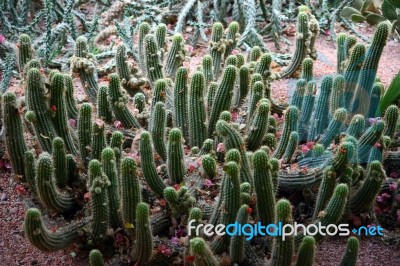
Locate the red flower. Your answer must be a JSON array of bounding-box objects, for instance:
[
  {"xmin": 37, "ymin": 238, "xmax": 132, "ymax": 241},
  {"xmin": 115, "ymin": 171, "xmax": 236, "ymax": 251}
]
[
  {"xmin": 246, "ymin": 207, "xmax": 253, "ymax": 214},
  {"xmin": 186, "ymin": 255, "xmax": 195, "ymax": 263},
  {"xmin": 157, "ymin": 244, "xmax": 171, "ymax": 257},
  {"xmin": 16, "ymin": 185, "xmax": 27, "ymax": 195},
  {"xmin": 84, "ymin": 192, "xmax": 91, "ymax": 201},
  {"xmin": 339, "ymin": 146, "xmax": 346, "ymax": 154},
  {"xmin": 51, "ymin": 105, "xmax": 57, "ymax": 112}
]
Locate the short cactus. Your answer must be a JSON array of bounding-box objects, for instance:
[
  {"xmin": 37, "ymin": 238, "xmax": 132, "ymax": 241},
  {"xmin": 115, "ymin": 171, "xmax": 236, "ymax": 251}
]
[
  {"xmin": 167, "ymin": 128, "xmax": 186, "ymax": 184},
  {"xmin": 190, "ymin": 237, "xmax": 219, "ymax": 266},
  {"xmin": 295, "ymin": 236, "xmax": 316, "ymax": 266},
  {"xmin": 339, "ymin": 237, "xmax": 359, "ymax": 266},
  {"xmin": 89, "ymin": 249, "xmax": 104, "ymax": 266},
  {"xmin": 202, "ymin": 154, "xmax": 217, "ymax": 179},
  {"xmin": 97, "ymin": 86, "xmax": 112, "ymax": 123}
]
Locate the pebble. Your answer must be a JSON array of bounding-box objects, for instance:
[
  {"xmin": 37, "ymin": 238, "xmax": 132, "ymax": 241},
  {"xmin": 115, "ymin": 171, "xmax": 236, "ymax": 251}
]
[
  {"xmin": 0, "ymin": 193, "xmax": 7, "ymax": 201},
  {"xmin": 9, "ymin": 207, "xmax": 18, "ymax": 214}
]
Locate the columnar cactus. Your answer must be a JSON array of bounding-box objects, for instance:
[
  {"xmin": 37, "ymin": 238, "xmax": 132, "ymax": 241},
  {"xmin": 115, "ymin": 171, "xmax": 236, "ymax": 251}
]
[
  {"xmin": 144, "ymin": 34, "xmax": 163, "ymax": 82},
  {"xmin": 188, "ymin": 207, "xmax": 203, "ymax": 237},
  {"xmin": 36, "ymin": 153, "xmax": 76, "ymax": 214},
  {"xmin": 229, "ymin": 204, "xmax": 250, "ymax": 264},
  {"xmin": 156, "ymin": 23, "xmax": 167, "ymax": 59},
  {"xmin": 139, "ymin": 131, "xmax": 167, "ymax": 197},
  {"xmin": 357, "ymin": 120, "xmax": 385, "ymax": 163},
  {"xmin": 151, "ymin": 102, "xmax": 167, "ymax": 161},
  {"xmin": 368, "ymin": 82, "xmax": 384, "ymax": 118},
  {"xmin": 383, "ymin": 105, "xmax": 399, "ymax": 139},
  {"xmin": 26, "ymin": 68, "xmax": 58, "ymax": 152},
  {"xmin": 101, "ymin": 148, "xmax": 123, "ymax": 229},
  {"xmin": 350, "ymin": 161, "xmax": 385, "ymax": 214},
  {"xmin": 64, "ymin": 74, "xmax": 79, "ymax": 120},
  {"xmin": 23, "ymin": 208, "xmax": 86, "ymax": 252},
  {"xmin": 225, "ymin": 54, "xmax": 237, "ymax": 66},
  {"xmin": 91, "ymin": 119, "xmax": 106, "ymax": 160},
  {"xmin": 89, "ymin": 249, "xmax": 104, "ymax": 266},
  {"xmin": 224, "ymin": 21, "xmax": 240, "ymax": 58},
  {"xmin": 319, "ymin": 108, "xmax": 347, "ymax": 149},
  {"xmin": 2, "ymin": 92, "xmax": 28, "ymax": 179},
  {"xmin": 248, "ymin": 81, "xmax": 264, "ymax": 121},
  {"xmin": 78, "ymin": 103, "xmax": 93, "ymax": 165},
  {"xmin": 209, "ymin": 22, "xmax": 225, "ymax": 78},
  {"xmin": 164, "ymin": 186, "xmax": 195, "ymax": 216},
  {"xmin": 336, "ymin": 33, "xmax": 347, "ymax": 74},
  {"xmin": 107, "ymin": 73, "xmax": 140, "ymax": 129},
  {"xmin": 173, "ymin": 67, "xmax": 189, "ymax": 139},
  {"xmin": 25, "ymin": 150, "xmax": 37, "ymax": 196},
  {"xmin": 115, "ymin": 44, "xmax": 131, "ymax": 90},
  {"xmin": 138, "ymin": 22, "xmax": 151, "ymax": 75},
  {"xmin": 291, "ymin": 79, "xmax": 307, "ymax": 110},
  {"xmin": 312, "ymin": 166, "xmax": 336, "ymax": 220},
  {"xmin": 283, "ymin": 131, "xmax": 299, "ymax": 164},
  {"xmin": 247, "ymin": 100, "xmax": 270, "ymax": 151},
  {"xmin": 17, "ymin": 34, "xmax": 34, "ymax": 72},
  {"xmin": 339, "ymin": 237, "xmax": 359, "ymax": 266},
  {"xmin": 295, "ymin": 236, "xmax": 316, "ymax": 266},
  {"xmin": 110, "ymin": 131, "xmax": 124, "ymax": 170},
  {"xmin": 134, "ymin": 93, "xmax": 146, "ymax": 113},
  {"xmin": 274, "ymin": 106, "xmax": 299, "ymax": 159},
  {"xmin": 97, "ymin": 86, "xmax": 112, "ymax": 123},
  {"xmin": 329, "ymin": 75, "xmax": 345, "ymax": 116},
  {"xmin": 206, "ymin": 82, "xmax": 218, "ymax": 116},
  {"xmin": 202, "ymin": 154, "xmax": 217, "ymax": 179},
  {"xmin": 346, "ymin": 114, "xmax": 366, "ymax": 139},
  {"xmin": 189, "ymin": 71, "xmax": 207, "ymax": 148},
  {"xmin": 343, "ymin": 44, "xmax": 366, "ymax": 107},
  {"xmin": 253, "ymin": 150, "xmax": 276, "ymax": 226},
  {"xmin": 255, "ymin": 53, "xmax": 272, "ymax": 82},
  {"xmin": 208, "ymin": 65, "xmax": 237, "ymax": 137},
  {"xmin": 202, "ymin": 55, "xmax": 214, "ymax": 83},
  {"xmin": 331, "ymin": 141, "xmax": 355, "ymax": 176},
  {"xmin": 164, "ymin": 33, "xmax": 186, "ymax": 78},
  {"xmin": 190, "ymin": 237, "xmax": 219, "ymax": 266},
  {"xmin": 301, "ymin": 58, "xmax": 314, "ymax": 82},
  {"xmin": 50, "ymin": 73, "xmax": 78, "ymax": 155},
  {"xmin": 167, "ymin": 128, "xmax": 186, "ymax": 184},
  {"xmin": 70, "ymin": 36, "xmax": 98, "ymax": 103},
  {"xmin": 298, "ymin": 81, "xmax": 317, "ymax": 140},
  {"xmin": 88, "ymin": 159, "xmax": 110, "ymax": 242},
  {"xmin": 52, "ymin": 137, "xmax": 67, "ymax": 188},
  {"xmin": 211, "ymin": 161, "xmax": 241, "ymax": 253},
  {"xmin": 133, "ymin": 203, "xmax": 153, "ymax": 265},
  {"xmin": 248, "ymin": 46, "xmax": 262, "ymax": 62},
  {"xmin": 235, "ymin": 65, "xmax": 250, "ymax": 106},
  {"xmin": 271, "ymin": 199, "xmax": 294, "ymax": 266}
]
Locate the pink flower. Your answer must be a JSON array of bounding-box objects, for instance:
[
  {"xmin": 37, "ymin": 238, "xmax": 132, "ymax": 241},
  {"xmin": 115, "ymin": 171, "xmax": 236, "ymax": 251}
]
[
  {"xmin": 203, "ymin": 179, "xmax": 214, "ymax": 188},
  {"xmin": 69, "ymin": 119, "xmax": 77, "ymax": 128},
  {"xmin": 301, "ymin": 144, "xmax": 310, "ymax": 154},
  {"xmin": 114, "ymin": 120, "xmax": 123, "ymax": 129},
  {"xmin": 217, "ymin": 143, "xmax": 225, "ymax": 153},
  {"xmin": 390, "ymin": 172, "xmax": 399, "ymax": 178},
  {"xmin": 0, "ymin": 34, "xmax": 5, "ymax": 44},
  {"xmin": 376, "ymin": 195, "xmax": 383, "ymax": 203},
  {"xmin": 382, "ymin": 193, "xmax": 391, "ymax": 201},
  {"xmin": 231, "ymin": 111, "xmax": 238, "ymax": 121},
  {"xmin": 170, "ymin": 237, "xmax": 179, "ymax": 245},
  {"xmin": 157, "ymin": 244, "xmax": 171, "ymax": 257},
  {"xmin": 373, "ymin": 142, "xmax": 381, "ymax": 148},
  {"xmin": 306, "ymin": 141, "xmax": 315, "ymax": 149},
  {"xmin": 389, "ymin": 183, "xmax": 398, "ymax": 192},
  {"xmin": 231, "ymin": 49, "xmax": 240, "ymax": 55},
  {"xmin": 187, "ymin": 161, "xmax": 198, "ymax": 173}
]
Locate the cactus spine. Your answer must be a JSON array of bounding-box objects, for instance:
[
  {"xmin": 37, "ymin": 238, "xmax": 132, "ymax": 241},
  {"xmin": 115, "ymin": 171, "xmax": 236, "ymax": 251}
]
[
  {"xmin": 167, "ymin": 128, "xmax": 186, "ymax": 184},
  {"xmin": 134, "ymin": 203, "xmax": 153, "ymax": 265},
  {"xmin": 339, "ymin": 237, "xmax": 359, "ymax": 266},
  {"xmin": 301, "ymin": 58, "xmax": 314, "ymax": 81},
  {"xmin": 78, "ymin": 103, "xmax": 93, "ymax": 165},
  {"xmin": 89, "ymin": 250, "xmax": 104, "ymax": 266},
  {"xmin": 173, "ymin": 67, "xmax": 189, "ymax": 139},
  {"xmin": 151, "ymin": 102, "xmax": 167, "ymax": 161},
  {"xmin": 189, "ymin": 71, "xmax": 207, "ymax": 148},
  {"xmin": 164, "ymin": 33, "xmax": 186, "ymax": 78},
  {"xmin": 247, "ymin": 100, "xmax": 270, "ymax": 151},
  {"xmin": 144, "ymin": 34, "xmax": 163, "ymax": 82},
  {"xmin": 97, "ymin": 86, "xmax": 112, "ymax": 123},
  {"xmin": 209, "ymin": 22, "xmax": 225, "ymax": 79}
]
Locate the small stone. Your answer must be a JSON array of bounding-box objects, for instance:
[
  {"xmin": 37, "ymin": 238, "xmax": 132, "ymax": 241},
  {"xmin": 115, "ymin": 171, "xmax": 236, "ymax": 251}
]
[
  {"xmin": 0, "ymin": 193, "xmax": 7, "ymax": 201},
  {"xmin": 9, "ymin": 207, "xmax": 18, "ymax": 214}
]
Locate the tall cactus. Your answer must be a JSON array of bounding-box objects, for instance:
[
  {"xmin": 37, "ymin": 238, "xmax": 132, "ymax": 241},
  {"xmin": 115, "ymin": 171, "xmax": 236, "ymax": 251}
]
[
  {"xmin": 91, "ymin": 119, "xmax": 106, "ymax": 160},
  {"xmin": 301, "ymin": 58, "xmax": 314, "ymax": 82},
  {"xmin": 357, "ymin": 121, "xmax": 385, "ymax": 163},
  {"xmin": 156, "ymin": 23, "xmax": 167, "ymax": 59},
  {"xmin": 64, "ymin": 74, "xmax": 79, "ymax": 120},
  {"xmin": 291, "ymin": 79, "xmax": 307, "ymax": 110},
  {"xmin": 78, "ymin": 103, "xmax": 93, "ymax": 165},
  {"xmin": 312, "ymin": 166, "xmax": 336, "ymax": 220},
  {"xmin": 144, "ymin": 34, "xmax": 163, "ymax": 82},
  {"xmin": 346, "ymin": 114, "xmax": 365, "ymax": 139},
  {"xmin": 329, "ymin": 75, "xmax": 345, "ymax": 115},
  {"xmin": 383, "ymin": 105, "xmax": 399, "ymax": 139},
  {"xmin": 295, "ymin": 236, "xmax": 316, "ymax": 266},
  {"xmin": 235, "ymin": 64, "xmax": 250, "ymax": 106},
  {"xmin": 173, "ymin": 67, "xmax": 189, "ymax": 139},
  {"xmin": 247, "ymin": 100, "xmax": 270, "ymax": 151},
  {"xmin": 189, "ymin": 71, "xmax": 207, "ymax": 148},
  {"xmin": 138, "ymin": 22, "xmax": 151, "ymax": 75},
  {"xmin": 298, "ymin": 81, "xmax": 317, "ymax": 140},
  {"xmin": 151, "ymin": 102, "xmax": 167, "ymax": 161},
  {"xmin": 343, "ymin": 44, "xmax": 366, "ymax": 107},
  {"xmin": 164, "ymin": 33, "xmax": 186, "ymax": 78},
  {"xmin": 133, "ymin": 203, "xmax": 153, "ymax": 265},
  {"xmin": 209, "ymin": 22, "xmax": 225, "ymax": 79},
  {"xmin": 336, "ymin": 33, "xmax": 347, "ymax": 74},
  {"xmin": 167, "ymin": 128, "xmax": 186, "ymax": 184},
  {"xmin": 274, "ymin": 106, "xmax": 299, "ymax": 159},
  {"xmin": 202, "ymin": 55, "xmax": 214, "ymax": 83},
  {"xmin": 248, "ymin": 81, "xmax": 264, "ymax": 121},
  {"xmin": 190, "ymin": 237, "xmax": 219, "ymax": 266},
  {"xmin": 319, "ymin": 108, "xmax": 347, "ymax": 149},
  {"xmin": 229, "ymin": 204, "xmax": 250, "ymax": 264},
  {"xmin": 52, "ymin": 137, "xmax": 68, "ymax": 189},
  {"xmin": 17, "ymin": 34, "xmax": 34, "ymax": 72},
  {"xmin": 224, "ymin": 21, "xmax": 240, "ymax": 58},
  {"xmin": 339, "ymin": 237, "xmax": 359, "ymax": 266}
]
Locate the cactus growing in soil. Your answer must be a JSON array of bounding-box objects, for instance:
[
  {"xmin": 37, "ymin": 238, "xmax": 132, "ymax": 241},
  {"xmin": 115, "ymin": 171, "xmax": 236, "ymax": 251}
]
[
  {"xmin": 202, "ymin": 154, "xmax": 217, "ymax": 179},
  {"xmin": 189, "ymin": 71, "xmax": 207, "ymax": 148},
  {"xmin": 133, "ymin": 203, "xmax": 153, "ymax": 265},
  {"xmin": 247, "ymin": 100, "xmax": 270, "ymax": 151},
  {"xmin": 89, "ymin": 249, "xmax": 104, "ymax": 266},
  {"xmin": 173, "ymin": 67, "xmax": 189, "ymax": 139},
  {"xmin": 229, "ymin": 204, "xmax": 250, "ymax": 264},
  {"xmin": 339, "ymin": 237, "xmax": 359, "ymax": 266},
  {"xmin": 295, "ymin": 236, "xmax": 316, "ymax": 266},
  {"xmin": 138, "ymin": 22, "xmax": 151, "ymax": 75},
  {"xmin": 97, "ymin": 86, "xmax": 112, "ymax": 123},
  {"xmin": 151, "ymin": 102, "xmax": 167, "ymax": 161},
  {"xmin": 209, "ymin": 22, "xmax": 225, "ymax": 78},
  {"xmin": 167, "ymin": 128, "xmax": 186, "ymax": 184},
  {"xmin": 164, "ymin": 33, "xmax": 186, "ymax": 78},
  {"xmin": 190, "ymin": 237, "xmax": 219, "ymax": 266}
]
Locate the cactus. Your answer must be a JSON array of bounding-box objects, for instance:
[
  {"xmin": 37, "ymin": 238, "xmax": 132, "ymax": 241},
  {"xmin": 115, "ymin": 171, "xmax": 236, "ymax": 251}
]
[
  {"xmin": 23, "ymin": 208, "xmax": 86, "ymax": 252},
  {"xmin": 312, "ymin": 166, "xmax": 337, "ymax": 220},
  {"xmin": 2, "ymin": 92, "xmax": 28, "ymax": 179},
  {"xmin": 188, "ymin": 207, "xmax": 203, "ymax": 238},
  {"xmin": 216, "ymin": 120, "xmax": 252, "ymax": 185},
  {"xmin": 115, "ymin": 44, "xmax": 131, "ymax": 87},
  {"xmin": 199, "ymin": 138, "xmax": 214, "ymax": 155},
  {"xmin": 271, "ymin": 199, "xmax": 294, "ymax": 266},
  {"xmin": 279, "ymin": 12, "xmax": 309, "ymax": 78},
  {"xmin": 264, "ymin": 133, "xmax": 277, "ymax": 150},
  {"xmin": 78, "ymin": 103, "xmax": 93, "ymax": 165},
  {"xmin": 89, "ymin": 249, "xmax": 104, "ymax": 266},
  {"xmin": 283, "ymin": 131, "xmax": 299, "ymax": 164},
  {"xmin": 248, "ymin": 81, "xmax": 264, "ymax": 121},
  {"xmin": 49, "ymin": 73, "xmax": 78, "ymax": 155},
  {"xmin": 202, "ymin": 154, "xmax": 217, "ymax": 179},
  {"xmin": 139, "ymin": 131, "xmax": 167, "ymax": 197},
  {"xmin": 156, "ymin": 23, "xmax": 167, "ymax": 59},
  {"xmin": 298, "ymin": 81, "xmax": 317, "ymax": 140},
  {"xmin": 52, "ymin": 137, "xmax": 68, "ymax": 188},
  {"xmin": 225, "ymin": 54, "xmax": 237, "ymax": 66},
  {"xmin": 343, "ymin": 44, "xmax": 366, "ymax": 107},
  {"xmin": 87, "ymin": 159, "xmax": 110, "ymax": 241},
  {"xmin": 336, "ymin": 33, "xmax": 347, "ymax": 74},
  {"xmin": 331, "ymin": 141, "xmax": 355, "ymax": 176},
  {"xmin": 255, "ymin": 53, "xmax": 272, "ymax": 82},
  {"xmin": 319, "ymin": 108, "xmax": 347, "ymax": 149},
  {"xmin": 138, "ymin": 22, "xmax": 151, "ymax": 72},
  {"xmin": 64, "ymin": 74, "xmax": 79, "ymax": 120},
  {"xmin": 357, "ymin": 121, "xmax": 385, "ymax": 164},
  {"xmin": 26, "ymin": 68, "xmax": 58, "ymax": 152},
  {"xmin": 164, "ymin": 186, "xmax": 195, "ymax": 216},
  {"xmin": 236, "ymin": 54, "xmax": 245, "ymax": 68},
  {"xmin": 329, "ymin": 75, "xmax": 345, "ymax": 116},
  {"xmin": 211, "ymin": 161, "xmax": 241, "ymax": 253},
  {"xmin": 190, "ymin": 237, "xmax": 219, "ymax": 266},
  {"xmin": 107, "ymin": 73, "xmax": 140, "ymax": 129},
  {"xmin": 295, "ymin": 236, "xmax": 316, "ymax": 266},
  {"xmin": 240, "ymin": 182, "xmax": 251, "ymax": 205},
  {"xmin": 202, "ymin": 55, "xmax": 214, "ymax": 83},
  {"xmin": 173, "ymin": 67, "xmax": 189, "ymax": 139},
  {"xmin": 383, "ymin": 105, "xmax": 399, "ymax": 139},
  {"xmin": 350, "ymin": 161, "xmax": 385, "ymax": 214},
  {"xmin": 248, "ymin": 46, "xmax": 262, "ymax": 62},
  {"xmin": 368, "ymin": 82, "xmax": 384, "ymax": 118},
  {"xmin": 229, "ymin": 204, "xmax": 250, "ymax": 264},
  {"xmin": 291, "ymin": 79, "xmax": 307, "ymax": 110},
  {"xmin": 92, "ymin": 120, "xmax": 106, "ymax": 160},
  {"xmin": 133, "ymin": 203, "xmax": 153, "ymax": 265},
  {"xmin": 247, "ymin": 100, "xmax": 270, "ymax": 151},
  {"xmin": 224, "ymin": 21, "xmax": 240, "ymax": 58},
  {"xmin": 164, "ymin": 33, "xmax": 186, "ymax": 78},
  {"xmin": 189, "ymin": 71, "xmax": 207, "ymax": 148},
  {"xmin": 134, "ymin": 93, "xmax": 146, "ymax": 113},
  {"xmin": 101, "ymin": 148, "xmax": 123, "ymax": 229},
  {"xmin": 339, "ymin": 237, "xmax": 359, "ymax": 266},
  {"xmin": 208, "ymin": 65, "xmax": 237, "ymax": 137},
  {"xmin": 206, "ymin": 82, "xmax": 218, "ymax": 116},
  {"xmin": 350, "ymin": 22, "xmax": 390, "ymax": 117},
  {"xmin": 209, "ymin": 22, "xmax": 225, "ymax": 78},
  {"xmin": 253, "ymin": 150, "xmax": 276, "ymax": 226},
  {"xmin": 97, "ymin": 86, "xmax": 112, "ymax": 123},
  {"xmin": 346, "ymin": 114, "xmax": 365, "ymax": 139},
  {"xmin": 235, "ymin": 65, "xmax": 250, "ymax": 106},
  {"xmin": 301, "ymin": 58, "xmax": 314, "ymax": 82},
  {"xmin": 17, "ymin": 34, "xmax": 34, "ymax": 72},
  {"xmin": 70, "ymin": 36, "xmax": 98, "ymax": 103},
  {"xmin": 36, "ymin": 153, "xmax": 76, "ymax": 213},
  {"xmin": 345, "ymin": 35, "xmax": 357, "ymax": 58},
  {"xmin": 274, "ymin": 106, "xmax": 299, "ymax": 159},
  {"xmin": 308, "ymin": 76, "xmax": 333, "ymax": 141},
  {"xmin": 312, "ymin": 144, "xmax": 325, "ymax": 158},
  {"xmin": 151, "ymin": 102, "xmax": 167, "ymax": 161},
  {"xmin": 25, "ymin": 150, "xmax": 37, "ymax": 196},
  {"xmin": 144, "ymin": 34, "xmax": 163, "ymax": 82},
  {"xmin": 167, "ymin": 128, "xmax": 186, "ymax": 184}
]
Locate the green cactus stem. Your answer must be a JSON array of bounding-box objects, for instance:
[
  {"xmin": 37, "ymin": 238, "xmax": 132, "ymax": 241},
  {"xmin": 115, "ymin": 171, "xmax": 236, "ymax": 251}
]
[
  {"xmin": 89, "ymin": 249, "xmax": 104, "ymax": 266},
  {"xmin": 151, "ymin": 102, "xmax": 167, "ymax": 161},
  {"xmin": 70, "ymin": 36, "xmax": 99, "ymax": 103},
  {"xmin": 91, "ymin": 120, "xmax": 106, "ymax": 160},
  {"xmin": 383, "ymin": 105, "xmax": 399, "ymax": 139},
  {"xmin": 97, "ymin": 86, "xmax": 112, "ymax": 123},
  {"xmin": 207, "ymin": 82, "xmax": 218, "ymax": 116},
  {"xmin": 101, "ymin": 148, "xmax": 123, "ymax": 229},
  {"xmin": 144, "ymin": 34, "xmax": 163, "ymax": 82},
  {"xmin": 319, "ymin": 108, "xmax": 347, "ymax": 149},
  {"xmin": 336, "ymin": 33, "xmax": 347, "ymax": 74},
  {"xmin": 343, "ymin": 44, "xmax": 366, "ymax": 107},
  {"xmin": 339, "ymin": 237, "xmax": 359, "ymax": 266},
  {"xmin": 229, "ymin": 204, "xmax": 250, "ymax": 264},
  {"xmin": 255, "ymin": 53, "xmax": 272, "ymax": 83},
  {"xmin": 295, "ymin": 236, "xmax": 316, "ymax": 266},
  {"xmin": 248, "ymin": 81, "xmax": 264, "ymax": 122},
  {"xmin": 134, "ymin": 93, "xmax": 146, "ymax": 114},
  {"xmin": 312, "ymin": 166, "xmax": 336, "ymax": 220},
  {"xmin": 368, "ymin": 82, "xmax": 384, "ymax": 118},
  {"xmin": 224, "ymin": 21, "xmax": 240, "ymax": 58},
  {"xmin": 190, "ymin": 237, "xmax": 219, "ymax": 266},
  {"xmin": 163, "ymin": 186, "xmax": 195, "ymax": 216},
  {"xmin": 108, "ymin": 73, "xmax": 140, "ymax": 129},
  {"xmin": 202, "ymin": 154, "xmax": 217, "ymax": 179},
  {"xmin": 25, "ymin": 150, "xmax": 37, "ymax": 196},
  {"xmin": 199, "ymin": 138, "xmax": 214, "ymax": 155},
  {"xmin": 264, "ymin": 133, "xmax": 277, "ymax": 150},
  {"xmin": 167, "ymin": 128, "xmax": 186, "ymax": 184},
  {"xmin": 211, "ymin": 161, "xmax": 241, "ymax": 253},
  {"xmin": 279, "ymin": 12, "xmax": 309, "ymax": 78},
  {"xmin": 110, "ymin": 131, "xmax": 124, "ymax": 169},
  {"xmin": 283, "ymin": 131, "xmax": 299, "ymax": 164},
  {"xmin": 23, "ymin": 208, "xmax": 87, "ymax": 252},
  {"xmin": 115, "ymin": 44, "xmax": 131, "ymax": 87},
  {"xmin": 301, "ymin": 58, "xmax": 314, "ymax": 82},
  {"xmin": 208, "ymin": 65, "xmax": 237, "ymax": 137},
  {"xmin": 225, "ymin": 55, "xmax": 237, "ymax": 67},
  {"xmin": 121, "ymin": 157, "xmax": 141, "ymax": 234},
  {"xmin": 209, "ymin": 22, "xmax": 225, "ymax": 79},
  {"xmin": 2, "ymin": 92, "xmax": 28, "ymax": 179},
  {"xmin": 357, "ymin": 121, "xmax": 385, "ymax": 164},
  {"xmin": 345, "ymin": 35, "xmax": 357, "ymax": 58},
  {"xmin": 188, "ymin": 207, "xmax": 203, "ymax": 237},
  {"xmin": 50, "ymin": 73, "xmax": 78, "ymax": 155},
  {"xmin": 274, "ymin": 106, "xmax": 299, "ymax": 159},
  {"xmin": 17, "ymin": 34, "xmax": 34, "ymax": 72},
  {"xmin": 271, "ymin": 199, "xmax": 294, "ymax": 266},
  {"xmin": 156, "ymin": 23, "xmax": 167, "ymax": 58},
  {"xmin": 133, "ymin": 203, "xmax": 153, "ymax": 265},
  {"xmin": 346, "ymin": 114, "xmax": 365, "ymax": 139},
  {"xmin": 248, "ymin": 46, "xmax": 262, "ymax": 62},
  {"xmin": 350, "ymin": 161, "xmax": 385, "ymax": 214},
  {"xmin": 240, "ymin": 182, "xmax": 251, "ymax": 205},
  {"xmin": 299, "ymin": 81, "xmax": 317, "ymax": 140},
  {"xmin": 139, "ymin": 131, "xmax": 166, "ymax": 197},
  {"xmin": 329, "ymin": 75, "xmax": 345, "ymax": 116},
  {"xmin": 36, "ymin": 153, "xmax": 76, "ymax": 213},
  {"xmin": 189, "ymin": 71, "xmax": 207, "ymax": 148},
  {"xmin": 26, "ymin": 68, "xmax": 58, "ymax": 152},
  {"xmin": 52, "ymin": 137, "xmax": 68, "ymax": 189},
  {"xmin": 291, "ymin": 79, "xmax": 307, "ymax": 110},
  {"xmin": 235, "ymin": 65, "xmax": 250, "ymax": 107},
  {"xmin": 78, "ymin": 103, "xmax": 93, "ymax": 165},
  {"xmin": 164, "ymin": 33, "xmax": 186, "ymax": 78},
  {"xmin": 331, "ymin": 141, "xmax": 355, "ymax": 176},
  {"xmin": 138, "ymin": 22, "xmax": 151, "ymax": 75},
  {"xmin": 247, "ymin": 100, "xmax": 270, "ymax": 151},
  {"xmin": 64, "ymin": 74, "xmax": 79, "ymax": 120},
  {"xmin": 202, "ymin": 55, "xmax": 214, "ymax": 83},
  {"xmin": 173, "ymin": 67, "xmax": 189, "ymax": 139}
]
